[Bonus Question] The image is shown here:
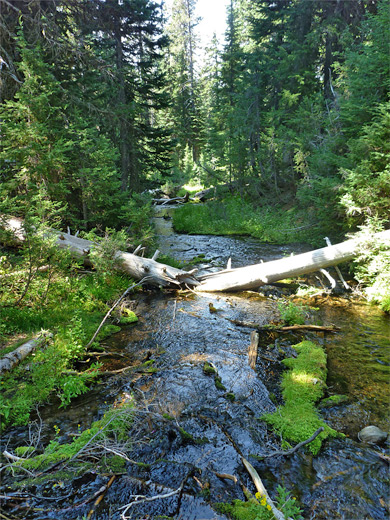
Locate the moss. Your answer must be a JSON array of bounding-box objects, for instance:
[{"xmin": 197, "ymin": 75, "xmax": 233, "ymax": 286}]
[
  {"xmin": 213, "ymin": 499, "xmax": 275, "ymax": 520},
  {"xmin": 262, "ymin": 341, "xmax": 341, "ymax": 455},
  {"xmin": 14, "ymin": 446, "xmax": 35, "ymax": 457},
  {"xmin": 203, "ymin": 362, "xmax": 217, "ymax": 375},
  {"xmin": 215, "ymin": 376, "xmax": 227, "ymax": 391},
  {"xmin": 225, "ymin": 392, "xmax": 236, "ymax": 402},
  {"xmin": 120, "ymin": 309, "xmax": 138, "ymax": 324},
  {"xmin": 105, "ymin": 455, "xmax": 126, "ymax": 473},
  {"xmin": 319, "ymin": 394, "xmax": 349, "ymax": 408},
  {"xmin": 15, "ymin": 402, "xmax": 134, "ymax": 472}
]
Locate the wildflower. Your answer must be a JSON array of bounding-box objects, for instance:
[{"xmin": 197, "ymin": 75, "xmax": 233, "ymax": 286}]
[
  {"xmin": 261, "ymin": 496, "xmax": 267, "ymax": 507},
  {"xmin": 267, "ymin": 505, "xmax": 272, "ymax": 511},
  {"xmin": 255, "ymin": 492, "xmax": 262, "ymax": 500}
]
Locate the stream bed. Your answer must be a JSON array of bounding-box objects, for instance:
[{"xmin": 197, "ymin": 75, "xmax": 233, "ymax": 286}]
[{"xmin": 1, "ymin": 207, "xmax": 389, "ymax": 520}]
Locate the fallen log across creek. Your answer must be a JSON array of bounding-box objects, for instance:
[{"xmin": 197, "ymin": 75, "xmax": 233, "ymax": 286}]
[
  {"xmin": 2, "ymin": 217, "xmax": 390, "ymax": 293},
  {"xmin": 1, "ymin": 216, "xmax": 199, "ymax": 290},
  {"xmin": 197, "ymin": 229, "xmax": 390, "ymax": 292}
]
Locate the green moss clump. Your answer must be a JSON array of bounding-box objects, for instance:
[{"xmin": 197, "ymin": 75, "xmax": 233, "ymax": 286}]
[
  {"xmin": 203, "ymin": 362, "xmax": 217, "ymax": 375},
  {"xmin": 262, "ymin": 341, "xmax": 341, "ymax": 455},
  {"xmin": 214, "ymin": 499, "xmax": 274, "ymax": 520},
  {"xmin": 225, "ymin": 392, "xmax": 235, "ymax": 402},
  {"xmin": 105, "ymin": 455, "xmax": 126, "ymax": 473},
  {"xmin": 15, "ymin": 402, "xmax": 134, "ymax": 472},
  {"xmin": 120, "ymin": 309, "xmax": 138, "ymax": 324},
  {"xmin": 215, "ymin": 376, "xmax": 227, "ymax": 391}
]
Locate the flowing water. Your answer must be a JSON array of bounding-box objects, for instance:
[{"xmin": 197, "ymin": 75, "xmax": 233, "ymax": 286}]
[{"xmin": 2, "ymin": 206, "xmax": 389, "ymax": 520}]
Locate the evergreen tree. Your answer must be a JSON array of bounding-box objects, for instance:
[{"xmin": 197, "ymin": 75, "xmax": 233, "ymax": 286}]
[{"xmin": 164, "ymin": 0, "xmax": 202, "ymax": 169}]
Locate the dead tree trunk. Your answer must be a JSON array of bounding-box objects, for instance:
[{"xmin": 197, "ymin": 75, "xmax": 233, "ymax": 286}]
[
  {"xmin": 197, "ymin": 230, "xmax": 390, "ymax": 292},
  {"xmin": 0, "ymin": 334, "xmax": 51, "ymax": 374},
  {"xmin": 2, "ymin": 216, "xmax": 389, "ymax": 293},
  {"xmin": 1, "ymin": 217, "xmax": 199, "ymax": 290}
]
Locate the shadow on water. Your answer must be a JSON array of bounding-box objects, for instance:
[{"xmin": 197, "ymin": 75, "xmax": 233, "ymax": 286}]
[{"xmin": 1, "ymin": 207, "xmax": 389, "ymax": 519}]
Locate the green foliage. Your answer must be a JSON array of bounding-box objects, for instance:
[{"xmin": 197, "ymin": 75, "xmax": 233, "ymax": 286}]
[
  {"xmin": 277, "ymin": 301, "xmax": 308, "ymax": 326},
  {"xmin": 17, "ymin": 401, "xmax": 134, "ymax": 472},
  {"xmin": 350, "ymin": 222, "xmax": 390, "ymax": 312},
  {"xmin": 0, "ymin": 241, "xmax": 131, "ymax": 426},
  {"xmin": 262, "ymin": 341, "xmax": 340, "ymax": 455},
  {"xmin": 214, "ymin": 486, "xmax": 303, "ymax": 520},
  {"xmin": 172, "ymin": 195, "xmax": 323, "ymax": 245},
  {"xmin": 339, "ymin": 103, "xmax": 390, "ymax": 227}
]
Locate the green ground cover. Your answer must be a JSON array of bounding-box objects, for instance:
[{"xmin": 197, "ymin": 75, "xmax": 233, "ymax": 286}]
[
  {"xmin": 172, "ymin": 196, "xmax": 327, "ymax": 246},
  {"xmin": 262, "ymin": 341, "xmax": 341, "ymax": 455}
]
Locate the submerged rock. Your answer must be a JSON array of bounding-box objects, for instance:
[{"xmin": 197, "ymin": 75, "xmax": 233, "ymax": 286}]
[{"xmin": 358, "ymin": 425, "xmax": 388, "ymax": 444}]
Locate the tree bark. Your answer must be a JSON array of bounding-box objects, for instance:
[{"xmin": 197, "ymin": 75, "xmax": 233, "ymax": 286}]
[
  {"xmin": 0, "ymin": 334, "xmax": 51, "ymax": 374},
  {"xmin": 197, "ymin": 230, "xmax": 390, "ymax": 292}
]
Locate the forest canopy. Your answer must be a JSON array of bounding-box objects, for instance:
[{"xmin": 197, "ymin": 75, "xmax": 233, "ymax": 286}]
[{"xmin": 0, "ymin": 0, "xmax": 389, "ymax": 235}]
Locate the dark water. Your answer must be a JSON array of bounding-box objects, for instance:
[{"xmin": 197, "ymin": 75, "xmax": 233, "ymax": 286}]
[{"xmin": 1, "ymin": 207, "xmax": 389, "ymax": 520}]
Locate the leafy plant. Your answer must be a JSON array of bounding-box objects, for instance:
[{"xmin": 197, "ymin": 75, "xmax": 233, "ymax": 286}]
[{"xmin": 277, "ymin": 300, "xmax": 308, "ymax": 326}]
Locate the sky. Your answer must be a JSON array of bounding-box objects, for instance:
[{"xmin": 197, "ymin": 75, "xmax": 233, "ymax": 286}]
[
  {"xmin": 163, "ymin": 0, "xmax": 230, "ymax": 49},
  {"xmin": 195, "ymin": 0, "xmax": 230, "ymax": 45}
]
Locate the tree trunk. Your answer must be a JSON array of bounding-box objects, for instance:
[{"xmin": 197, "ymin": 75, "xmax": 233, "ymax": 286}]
[
  {"xmin": 2, "ymin": 217, "xmax": 389, "ymax": 293},
  {"xmin": 0, "ymin": 334, "xmax": 51, "ymax": 374},
  {"xmin": 197, "ymin": 230, "xmax": 390, "ymax": 292},
  {"xmin": 1, "ymin": 217, "xmax": 199, "ymax": 289}
]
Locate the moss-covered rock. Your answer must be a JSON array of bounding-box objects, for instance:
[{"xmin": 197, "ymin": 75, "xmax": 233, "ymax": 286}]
[{"xmin": 262, "ymin": 341, "xmax": 341, "ymax": 455}]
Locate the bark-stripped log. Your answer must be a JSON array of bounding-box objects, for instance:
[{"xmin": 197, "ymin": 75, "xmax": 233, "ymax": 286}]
[
  {"xmin": 2, "ymin": 217, "xmax": 389, "ymax": 293},
  {"xmin": 197, "ymin": 230, "xmax": 390, "ymax": 292},
  {"xmin": 0, "ymin": 334, "xmax": 51, "ymax": 374},
  {"xmin": 1, "ymin": 217, "xmax": 199, "ymax": 289}
]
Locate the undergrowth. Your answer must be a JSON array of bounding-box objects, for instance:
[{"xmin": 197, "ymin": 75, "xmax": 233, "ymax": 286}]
[
  {"xmin": 172, "ymin": 195, "xmax": 327, "ymax": 246},
  {"xmin": 0, "ymin": 229, "xmax": 137, "ymax": 427},
  {"xmin": 10, "ymin": 400, "xmax": 134, "ymax": 472},
  {"xmin": 262, "ymin": 341, "xmax": 341, "ymax": 455},
  {"xmin": 214, "ymin": 487, "xmax": 303, "ymax": 520}
]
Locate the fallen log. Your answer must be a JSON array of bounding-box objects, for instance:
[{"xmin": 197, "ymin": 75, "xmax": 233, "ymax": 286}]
[
  {"xmin": 197, "ymin": 230, "xmax": 390, "ymax": 292},
  {"xmin": 1, "ymin": 217, "xmax": 199, "ymax": 290},
  {"xmin": 152, "ymin": 192, "xmax": 190, "ymax": 205},
  {"xmin": 0, "ymin": 333, "xmax": 52, "ymax": 374},
  {"xmin": 229, "ymin": 319, "xmax": 340, "ymax": 333},
  {"xmin": 2, "ymin": 217, "xmax": 389, "ymax": 294}
]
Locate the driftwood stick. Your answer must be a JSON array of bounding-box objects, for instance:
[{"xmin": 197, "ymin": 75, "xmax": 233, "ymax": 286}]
[
  {"xmin": 85, "ymin": 279, "xmax": 146, "ymax": 350},
  {"xmin": 261, "ymin": 427, "xmax": 324, "ymax": 459},
  {"xmin": 118, "ymin": 477, "xmax": 187, "ymax": 519},
  {"xmin": 229, "ymin": 319, "xmax": 340, "ymax": 333},
  {"xmin": 325, "ymin": 237, "xmax": 350, "ymax": 289},
  {"xmin": 248, "ymin": 331, "xmax": 259, "ymax": 370},
  {"xmin": 241, "ymin": 457, "xmax": 286, "ymax": 520}
]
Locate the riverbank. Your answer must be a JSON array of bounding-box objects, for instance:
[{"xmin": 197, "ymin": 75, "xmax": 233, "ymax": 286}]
[{"xmin": 172, "ymin": 195, "xmax": 390, "ymax": 311}]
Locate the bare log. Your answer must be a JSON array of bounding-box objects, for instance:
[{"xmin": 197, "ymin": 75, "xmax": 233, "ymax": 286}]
[
  {"xmin": 0, "ymin": 334, "xmax": 52, "ymax": 374},
  {"xmin": 1, "ymin": 217, "xmax": 199, "ymax": 290},
  {"xmin": 152, "ymin": 192, "xmax": 190, "ymax": 205},
  {"xmin": 197, "ymin": 230, "xmax": 390, "ymax": 292}
]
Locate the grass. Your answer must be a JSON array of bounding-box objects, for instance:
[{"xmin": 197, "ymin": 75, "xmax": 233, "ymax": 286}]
[
  {"xmin": 172, "ymin": 195, "xmax": 324, "ymax": 245},
  {"xmin": 0, "ymin": 261, "xmax": 134, "ymax": 427},
  {"xmin": 12, "ymin": 400, "xmax": 134, "ymax": 472},
  {"xmin": 262, "ymin": 341, "xmax": 341, "ymax": 455}
]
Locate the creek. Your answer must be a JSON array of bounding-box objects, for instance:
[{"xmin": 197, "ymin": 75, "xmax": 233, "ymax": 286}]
[{"xmin": 2, "ymin": 206, "xmax": 389, "ymax": 520}]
